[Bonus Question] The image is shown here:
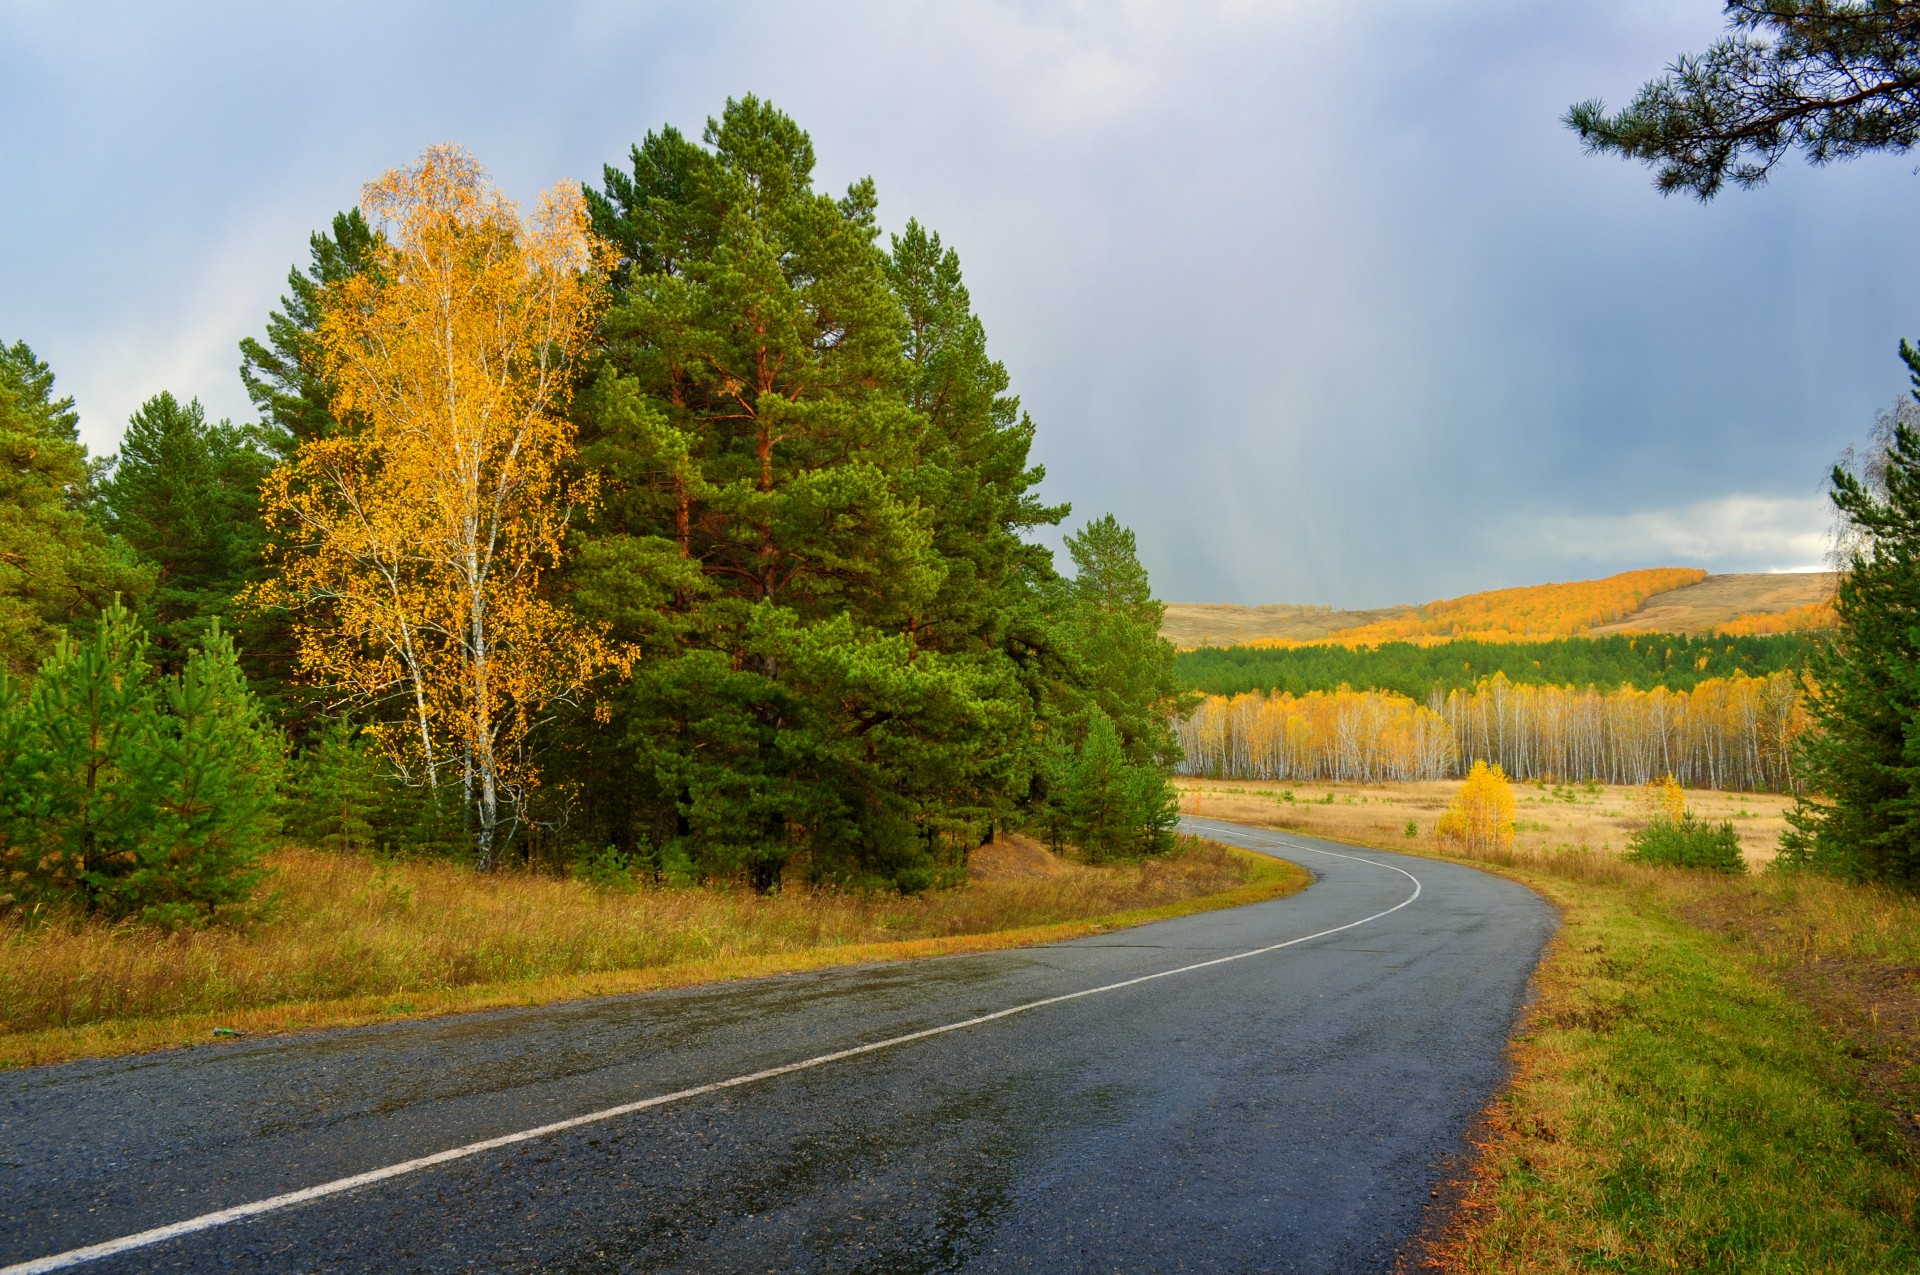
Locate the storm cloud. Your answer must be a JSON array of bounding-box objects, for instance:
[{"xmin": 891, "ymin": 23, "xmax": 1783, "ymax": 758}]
[{"xmin": 3, "ymin": 1, "xmax": 1913, "ymax": 604}]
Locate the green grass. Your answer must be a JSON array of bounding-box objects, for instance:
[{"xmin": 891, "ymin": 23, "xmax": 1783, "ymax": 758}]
[{"xmin": 1428, "ymin": 860, "xmax": 1918, "ymax": 1272}]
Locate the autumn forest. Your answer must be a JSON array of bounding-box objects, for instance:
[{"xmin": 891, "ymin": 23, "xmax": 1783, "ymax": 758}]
[
  {"xmin": 0, "ymin": 99, "xmax": 1186, "ymax": 922},
  {"xmin": 0, "ymin": 95, "xmax": 1904, "ymax": 932}
]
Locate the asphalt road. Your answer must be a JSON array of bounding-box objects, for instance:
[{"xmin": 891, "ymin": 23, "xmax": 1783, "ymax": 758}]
[{"xmin": 1, "ymin": 818, "xmax": 1556, "ymax": 1274}]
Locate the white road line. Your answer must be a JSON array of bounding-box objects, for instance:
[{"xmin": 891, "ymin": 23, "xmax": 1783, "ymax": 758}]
[{"xmin": 5, "ymin": 822, "xmax": 1420, "ymax": 1275}]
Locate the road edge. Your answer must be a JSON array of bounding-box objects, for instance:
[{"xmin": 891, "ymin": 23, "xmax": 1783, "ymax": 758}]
[{"xmin": 0, "ymin": 844, "xmax": 1310, "ymax": 1071}]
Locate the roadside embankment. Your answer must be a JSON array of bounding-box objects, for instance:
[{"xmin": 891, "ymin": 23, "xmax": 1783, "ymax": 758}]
[{"xmin": 0, "ymin": 835, "xmax": 1308, "ymax": 1069}]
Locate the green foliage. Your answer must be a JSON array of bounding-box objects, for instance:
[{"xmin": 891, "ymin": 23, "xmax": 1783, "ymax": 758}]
[
  {"xmin": 1625, "ymin": 813, "xmax": 1746, "ymax": 873},
  {"xmin": 1567, "ymin": 2, "xmax": 1920, "ymax": 200},
  {"xmin": 0, "ymin": 341, "xmax": 151, "ymax": 675},
  {"xmin": 1060, "ymin": 515, "xmax": 1191, "ymax": 768},
  {"xmin": 97, "ymin": 392, "xmax": 275, "ymax": 666},
  {"xmin": 285, "ymin": 717, "xmax": 467, "ymax": 860},
  {"xmin": 0, "ymin": 601, "xmax": 280, "ymax": 924},
  {"xmin": 559, "ymin": 97, "xmax": 1167, "ymax": 893},
  {"xmin": 286, "ymin": 718, "xmax": 384, "ymax": 854},
  {"xmin": 1176, "ymin": 632, "xmax": 1812, "ymax": 698},
  {"xmin": 238, "ymin": 209, "xmax": 379, "ymax": 453},
  {"xmin": 1036, "ymin": 710, "xmax": 1179, "ymax": 864},
  {"xmin": 1081, "ymin": 712, "xmax": 1179, "ymax": 862},
  {"xmin": 568, "ymin": 844, "xmax": 640, "ymax": 893},
  {"xmin": 1784, "ymin": 340, "xmax": 1920, "ymax": 888}
]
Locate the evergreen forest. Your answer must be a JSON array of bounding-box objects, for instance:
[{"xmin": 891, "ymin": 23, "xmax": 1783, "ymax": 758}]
[
  {"xmin": 1177, "ymin": 632, "xmax": 1814, "ymax": 699},
  {"xmin": 0, "ymin": 98, "xmax": 1189, "ymax": 921}
]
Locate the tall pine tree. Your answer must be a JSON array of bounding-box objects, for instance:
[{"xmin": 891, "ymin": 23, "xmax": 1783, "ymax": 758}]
[
  {"xmin": 98, "ymin": 392, "xmax": 274, "ymax": 665},
  {"xmin": 239, "ymin": 209, "xmax": 379, "ymax": 453},
  {"xmin": 1783, "ymin": 339, "xmax": 1920, "ymax": 887},
  {"xmin": 568, "ymin": 99, "xmax": 1072, "ymax": 888},
  {"xmin": 0, "ymin": 342, "xmax": 150, "ymax": 674}
]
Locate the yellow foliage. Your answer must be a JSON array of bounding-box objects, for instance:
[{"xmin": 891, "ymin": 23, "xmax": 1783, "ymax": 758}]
[
  {"xmin": 254, "ymin": 145, "xmax": 625, "ymax": 865},
  {"xmin": 1640, "ymin": 773, "xmax": 1687, "ymax": 823},
  {"xmin": 1248, "ymin": 567, "xmax": 1707, "ymax": 648},
  {"xmin": 1713, "ymin": 600, "xmax": 1836, "ymax": 636},
  {"xmin": 1178, "ymin": 670, "xmax": 1807, "ymax": 792},
  {"xmin": 1437, "ymin": 760, "xmax": 1517, "ymax": 855}
]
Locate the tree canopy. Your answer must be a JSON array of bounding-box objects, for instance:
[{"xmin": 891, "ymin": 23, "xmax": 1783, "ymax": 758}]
[
  {"xmin": 0, "ymin": 341, "xmax": 148, "ymax": 675},
  {"xmin": 1781, "ymin": 340, "xmax": 1920, "ymax": 885},
  {"xmin": 1, "ymin": 99, "xmax": 1190, "ymax": 897},
  {"xmin": 97, "ymin": 393, "xmax": 274, "ymax": 665},
  {"xmin": 1569, "ymin": 1, "xmax": 1920, "ymax": 198},
  {"xmin": 1176, "ymin": 632, "xmax": 1814, "ymax": 699},
  {"xmin": 556, "ymin": 98, "xmax": 1178, "ymax": 889}
]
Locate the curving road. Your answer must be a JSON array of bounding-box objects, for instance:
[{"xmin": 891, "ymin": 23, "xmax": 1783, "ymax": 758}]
[{"xmin": 0, "ymin": 819, "xmax": 1555, "ymax": 1274}]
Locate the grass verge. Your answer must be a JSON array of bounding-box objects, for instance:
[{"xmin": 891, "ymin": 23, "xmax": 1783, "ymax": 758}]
[
  {"xmin": 1427, "ymin": 860, "xmax": 1919, "ymax": 1273},
  {"xmin": 0, "ymin": 837, "xmax": 1307, "ymax": 1069}
]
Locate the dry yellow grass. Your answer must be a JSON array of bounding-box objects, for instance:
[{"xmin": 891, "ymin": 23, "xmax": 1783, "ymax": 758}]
[
  {"xmin": 1589, "ymin": 571, "xmax": 1836, "ymax": 636},
  {"xmin": 1179, "ymin": 775, "xmax": 1794, "ymax": 867},
  {"xmin": 0, "ymin": 836, "xmax": 1308, "ymax": 1069}
]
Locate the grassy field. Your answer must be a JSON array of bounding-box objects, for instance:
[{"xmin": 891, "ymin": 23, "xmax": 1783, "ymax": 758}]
[
  {"xmin": 1178, "ymin": 778, "xmax": 1920, "ymax": 1272},
  {"xmin": 1589, "ymin": 571, "xmax": 1836, "ymax": 636},
  {"xmin": 0, "ymin": 834, "xmax": 1308, "ymax": 1069},
  {"xmin": 1181, "ymin": 775, "xmax": 1794, "ymax": 867}
]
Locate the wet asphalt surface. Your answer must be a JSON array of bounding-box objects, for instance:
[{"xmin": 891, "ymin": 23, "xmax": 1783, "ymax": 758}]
[{"xmin": 1, "ymin": 818, "xmax": 1556, "ymax": 1274}]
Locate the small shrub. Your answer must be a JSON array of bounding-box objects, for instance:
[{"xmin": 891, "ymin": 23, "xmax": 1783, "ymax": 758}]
[
  {"xmin": 568, "ymin": 844, "xmax": 637, "ymax": 893},
  {"xmin": 1439, "ymin": 760, "xmax": 1517, "ymax": 856},
  {"xmin": 1403, "ymin": 819, "xmax": 1418, "ymax": 839},
  {"xmin": 1626, "ymin": 813, "xmax": 1746, "ymax": 873},
  {"xmin": 0, "ymin": 603, "xmax": 281, "ymax": 924}
]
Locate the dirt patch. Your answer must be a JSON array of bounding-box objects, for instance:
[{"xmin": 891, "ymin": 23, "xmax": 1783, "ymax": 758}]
[
  {"xmin": 966, "ymin": 833, "xmax": 1079, "ymax": 882},
  {"xmin": 1588, "ymin": 571, "xmax": 1835, "ymax": 636}
]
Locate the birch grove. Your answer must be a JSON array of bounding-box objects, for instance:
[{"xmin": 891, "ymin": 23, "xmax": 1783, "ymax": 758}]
[{"xmin": 1175, "ymin": 670, "xmax": 1807, "ymax": 792}]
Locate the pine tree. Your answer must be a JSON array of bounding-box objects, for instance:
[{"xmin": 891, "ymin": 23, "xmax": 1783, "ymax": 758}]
[
  {"xmin": 288, "ymin": 718, "xmax": 385, "ymax": 854},
  {"xmin": 98, "ymin": 393, "xmax": 274, "ymax": 665},
  {"xmin": 122, "ymin": 622, "xmax": 281, "ymax": 923},
  {"xmin": 0, "ymin": 602, "xmax": 281, "ymax": 922},
  {"xmin": 1568, "ymin": 3, "xmax": 1920, "ymax": 200},
  {"xmin": 4, "ymin": 599, "xmax": 163, "ymax": 910},
  {"xmin": 1061, "ymin": 515, "xmax": 1191, "ymax": 768},
  {"xmin": 1047, "ymin": 709, "xmax": 1179, "ymax": 863},
  {"xmin": 239, "ymin": 209, "xmax": 379, "ymax": 452},
  {"xmin": 0, "ymin": 342, "xmax": 150, "ymax": 674},
  {"xmin": 1782, "ymin": 340, "xmax": 1920, "ymax": 886},
  {"xmin": 575, "ymin": 99, "xmax": 1033, "ymax": 890}
]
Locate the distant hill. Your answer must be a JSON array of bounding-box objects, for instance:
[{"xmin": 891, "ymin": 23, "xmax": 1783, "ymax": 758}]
[
  {"xmin": 1163, "ymin": 569, "xmax": 1837, "ymax": 649},
  {"xmin": 1587, "ymin": 572, "xmax": 1835, "ymax": 636}
]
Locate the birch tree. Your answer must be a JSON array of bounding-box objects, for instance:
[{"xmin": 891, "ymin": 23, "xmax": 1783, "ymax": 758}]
[{"xmin": 258, "ymin": 146, "xmax": 620, "ymax": 867}]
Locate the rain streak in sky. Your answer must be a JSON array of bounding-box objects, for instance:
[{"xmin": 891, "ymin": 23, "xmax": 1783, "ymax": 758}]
[{"xmin": 3, "ymin": 1, "xmax": 1914, "ymax": 604}]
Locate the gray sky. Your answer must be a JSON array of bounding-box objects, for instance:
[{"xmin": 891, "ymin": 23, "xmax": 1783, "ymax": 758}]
[{"xmin": 4, "ymin": 1, "xmax": 1914, "ymax": 605}]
